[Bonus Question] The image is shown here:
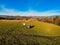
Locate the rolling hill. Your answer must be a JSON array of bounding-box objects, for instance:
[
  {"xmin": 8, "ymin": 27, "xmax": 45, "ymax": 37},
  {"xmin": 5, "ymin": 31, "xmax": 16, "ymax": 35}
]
[{"xmin": 0, "ymin": 20, "xmax": 60, "ymax": 45}]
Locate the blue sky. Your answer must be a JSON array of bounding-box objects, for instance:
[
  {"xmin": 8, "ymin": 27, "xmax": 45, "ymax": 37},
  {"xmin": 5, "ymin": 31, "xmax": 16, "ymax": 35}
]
[{"xmin": 0, "ymin": 0, "xmax": 60, "ymax": 16}]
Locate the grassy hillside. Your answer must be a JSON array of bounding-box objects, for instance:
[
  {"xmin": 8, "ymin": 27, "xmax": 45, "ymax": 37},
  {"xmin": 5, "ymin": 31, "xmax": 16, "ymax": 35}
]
[
  {"xmin": 27, "ymin": 21, "xmax": 60, "ymax": 36},
  {"xmin": 0, "ymin": 20, "xmax": 60, "ymax": 45}
]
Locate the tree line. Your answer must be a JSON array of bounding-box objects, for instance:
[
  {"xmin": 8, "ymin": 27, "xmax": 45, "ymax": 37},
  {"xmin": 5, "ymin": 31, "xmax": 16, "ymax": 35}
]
[
  {"xmin": 0, "ymin": 16, "xmax": 60, "ymax": 26},
  {"xmin": 37, "ymin": 16, "xmax": 60, "ymax": 26}
]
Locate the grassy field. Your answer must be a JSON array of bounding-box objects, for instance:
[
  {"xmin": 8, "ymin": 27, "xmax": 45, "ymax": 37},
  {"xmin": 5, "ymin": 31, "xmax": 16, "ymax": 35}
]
[{"xmin": 0, "ymin": 20, "xmax": 60, "ymax": 45}]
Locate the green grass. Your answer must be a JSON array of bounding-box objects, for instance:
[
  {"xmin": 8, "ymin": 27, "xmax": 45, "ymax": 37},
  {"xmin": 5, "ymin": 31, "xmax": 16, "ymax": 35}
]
[
  {"xmin": 26, "ymin": 21, "xmax": 60, "ymax": 36},
  {"xmin": 0, "ymin": 21, "xmax": 60, "ymax": 45}
]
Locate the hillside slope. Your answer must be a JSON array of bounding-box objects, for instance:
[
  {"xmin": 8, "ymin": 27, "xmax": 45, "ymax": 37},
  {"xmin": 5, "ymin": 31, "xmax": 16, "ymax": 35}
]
[
  {"xmin": 0, "ymin": 20, "xmax": 60, "ymax": 36},
  {"xmin": 26, "ymin": 21, "xmax": 60, "ymax": 36},
  {"xmin": 0, "ymin": 20, "xmax": 60, "ymax": 45}
]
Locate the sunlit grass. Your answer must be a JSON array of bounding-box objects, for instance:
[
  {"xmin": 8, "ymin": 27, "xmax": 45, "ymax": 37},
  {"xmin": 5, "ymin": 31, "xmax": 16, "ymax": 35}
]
[
  {"xmin": 0, "ymin": 20, "xmax": 60, "ymax": 36},
  {"xmin": 0, "ymin": 20, "xmax": 60, "ymax": 45}
]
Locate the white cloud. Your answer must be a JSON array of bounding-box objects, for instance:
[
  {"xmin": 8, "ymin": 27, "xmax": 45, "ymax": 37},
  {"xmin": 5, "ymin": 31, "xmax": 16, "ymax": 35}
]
[{"xmin": 0, "ymin": 5, "xmax": 60, "ymax": 16}]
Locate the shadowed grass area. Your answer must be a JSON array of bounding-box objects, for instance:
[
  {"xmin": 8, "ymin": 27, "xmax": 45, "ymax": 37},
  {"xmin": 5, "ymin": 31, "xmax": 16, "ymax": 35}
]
[{"xmin": 0, "ymin": 20, "xmax": 60, "ymax": 45}]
